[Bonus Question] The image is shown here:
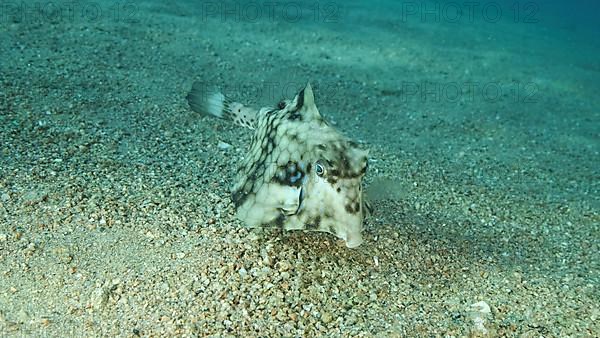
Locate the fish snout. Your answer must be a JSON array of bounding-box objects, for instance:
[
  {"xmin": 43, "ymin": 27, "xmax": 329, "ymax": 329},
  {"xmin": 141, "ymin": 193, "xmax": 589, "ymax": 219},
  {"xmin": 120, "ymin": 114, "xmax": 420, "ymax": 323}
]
[{"xmin": 343, "ymin": 230, "xmax": 364, "ymax": 248}]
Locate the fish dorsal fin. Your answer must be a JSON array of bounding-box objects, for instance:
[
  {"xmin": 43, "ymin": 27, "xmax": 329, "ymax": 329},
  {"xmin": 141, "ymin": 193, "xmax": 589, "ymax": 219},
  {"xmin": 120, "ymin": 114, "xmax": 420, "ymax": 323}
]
[{"xmin": 295, "ymin": 82, "xmax": 321, "ymax": 119}]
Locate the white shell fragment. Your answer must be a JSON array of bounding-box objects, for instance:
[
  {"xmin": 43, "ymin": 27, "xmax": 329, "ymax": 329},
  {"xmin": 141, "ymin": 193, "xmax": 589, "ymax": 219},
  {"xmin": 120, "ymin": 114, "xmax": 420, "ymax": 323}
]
[
  {"xmin": 217, "ymin": 141, "xmax": 232, "ymax": 150},
  {"xmin": 469, "ymin": 301, "xmax": 491, "ymax": 334}
]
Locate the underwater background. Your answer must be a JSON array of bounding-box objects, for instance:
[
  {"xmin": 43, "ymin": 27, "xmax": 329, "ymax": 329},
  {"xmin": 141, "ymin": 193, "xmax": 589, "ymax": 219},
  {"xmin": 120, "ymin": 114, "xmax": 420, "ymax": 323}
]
[{"xmin": 0, "ymin": 0, "xmax": 598, "ymax": 336}]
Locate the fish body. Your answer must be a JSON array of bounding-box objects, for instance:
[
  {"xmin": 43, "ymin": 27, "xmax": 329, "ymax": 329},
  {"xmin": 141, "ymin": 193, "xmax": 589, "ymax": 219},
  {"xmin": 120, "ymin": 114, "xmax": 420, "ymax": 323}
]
[{"xmin": 186, "ymin": 82, "xmax": 369, "ymax": 248}]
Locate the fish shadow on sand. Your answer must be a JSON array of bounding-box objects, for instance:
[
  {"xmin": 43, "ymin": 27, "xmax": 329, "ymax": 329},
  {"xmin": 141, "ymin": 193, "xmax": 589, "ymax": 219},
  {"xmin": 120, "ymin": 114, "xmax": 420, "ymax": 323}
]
[{"xmin": 245, "ymin": 176, "xmax": 538, "ymax": 285}]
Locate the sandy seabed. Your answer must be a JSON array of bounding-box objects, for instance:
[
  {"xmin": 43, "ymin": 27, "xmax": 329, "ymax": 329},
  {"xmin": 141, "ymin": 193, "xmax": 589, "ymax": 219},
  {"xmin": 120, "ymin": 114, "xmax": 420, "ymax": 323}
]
[{"xmin": 0, "ymin": 1, "xmax": 598, "ymax": 336}]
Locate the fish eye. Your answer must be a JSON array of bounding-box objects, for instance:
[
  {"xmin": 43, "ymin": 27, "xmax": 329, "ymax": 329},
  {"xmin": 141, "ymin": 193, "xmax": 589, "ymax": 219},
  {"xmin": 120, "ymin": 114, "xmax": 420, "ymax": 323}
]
[
  {"xmin": 278, "ymin": 100, "xmax": 286, "ymax": 109},
  {"xmin": 315, "ymin": 162, "xmax": 325, "ymax": 176}
]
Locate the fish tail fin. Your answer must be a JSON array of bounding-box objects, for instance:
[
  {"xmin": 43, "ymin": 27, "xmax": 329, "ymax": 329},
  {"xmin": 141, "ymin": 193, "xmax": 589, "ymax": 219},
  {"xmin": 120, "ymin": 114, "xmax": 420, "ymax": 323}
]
[{"xmin": 186, "ymin": 81, "xmax": 256, "ymax": 130}]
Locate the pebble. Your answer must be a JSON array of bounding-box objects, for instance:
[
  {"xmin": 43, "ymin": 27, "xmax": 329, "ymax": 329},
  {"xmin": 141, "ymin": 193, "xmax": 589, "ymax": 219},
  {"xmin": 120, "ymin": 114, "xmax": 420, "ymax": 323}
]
[
  {"xmin": 23, "ymin": 242, "xmax": 36, "ymax": 255},
  {"xmin": 22, "ymin": 190, "xmax": 48, "ymax": 206},
  {"xmin": 91, "ymin": 284, "xmax": 110, "ymax": 309},
  {"xmin": 218, "ymin": 141, "xmax": 232, "ymax": 150},
  {"xmin": 238, "ymin": 267, "xmax": 248, "ymax": 277},
  {"xmin": 469, "ymin": 301, "xmax": 491, "ymax": 334},
  {"xmin": 277, "ymin": 260, "xmax": 291, "ymax": 272},
  {"xmin": 321, "ymin": 312, "xmax": 333, "ymax": 323}
]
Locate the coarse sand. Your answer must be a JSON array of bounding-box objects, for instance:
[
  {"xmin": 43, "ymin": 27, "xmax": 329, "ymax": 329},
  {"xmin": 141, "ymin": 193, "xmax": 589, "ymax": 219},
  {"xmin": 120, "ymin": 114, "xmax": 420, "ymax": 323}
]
[{"xmin": 0, "ymin": 1, "xmax": 598, "ymax": 336}]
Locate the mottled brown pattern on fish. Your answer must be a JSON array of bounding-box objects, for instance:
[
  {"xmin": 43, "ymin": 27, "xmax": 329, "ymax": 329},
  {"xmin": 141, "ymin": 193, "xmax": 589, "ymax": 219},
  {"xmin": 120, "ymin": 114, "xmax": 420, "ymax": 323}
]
[{"xmin": 186, "ymin": 82, "xmax": 369, "ymax": 248}]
